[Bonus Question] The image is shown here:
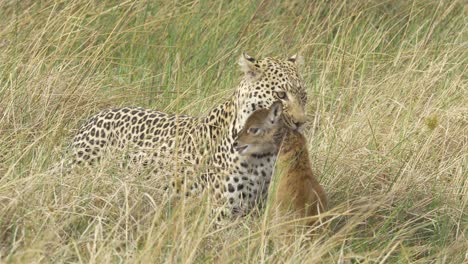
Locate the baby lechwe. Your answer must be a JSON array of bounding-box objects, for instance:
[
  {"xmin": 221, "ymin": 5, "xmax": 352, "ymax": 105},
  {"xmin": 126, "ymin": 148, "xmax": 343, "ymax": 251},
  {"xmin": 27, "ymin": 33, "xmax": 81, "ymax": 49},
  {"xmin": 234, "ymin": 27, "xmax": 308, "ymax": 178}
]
[{"xmin": 234, "ymin": 102, "xmax": 327, "ymax": 229}]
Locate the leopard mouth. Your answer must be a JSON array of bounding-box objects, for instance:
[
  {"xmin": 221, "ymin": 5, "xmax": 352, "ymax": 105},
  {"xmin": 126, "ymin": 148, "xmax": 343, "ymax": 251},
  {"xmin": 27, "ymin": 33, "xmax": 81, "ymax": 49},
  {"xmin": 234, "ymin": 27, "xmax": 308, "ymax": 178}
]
[
  {"xmin": 234, "ymin": 145, "xmax": 248, "ymax": 154},
  {"xmin": 283, "ymin": 115, "xmax": 304, "ymax": 130},
  {"xmin": 283, "ymin": 115, "xmax": 299, "ymax": 130}
]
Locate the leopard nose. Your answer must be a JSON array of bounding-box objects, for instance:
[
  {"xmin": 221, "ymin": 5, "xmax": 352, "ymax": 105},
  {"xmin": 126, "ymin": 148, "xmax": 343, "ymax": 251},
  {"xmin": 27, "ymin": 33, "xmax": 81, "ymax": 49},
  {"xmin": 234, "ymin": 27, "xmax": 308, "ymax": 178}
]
[{"xmin": 294, "ymin": 121, "xmax": 305, "ymax": 129}]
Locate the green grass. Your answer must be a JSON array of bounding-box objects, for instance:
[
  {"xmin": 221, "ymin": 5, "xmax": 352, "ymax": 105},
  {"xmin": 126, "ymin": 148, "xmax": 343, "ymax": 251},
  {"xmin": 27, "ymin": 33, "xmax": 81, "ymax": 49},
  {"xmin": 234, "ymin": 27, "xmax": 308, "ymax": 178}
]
[{"xmin": 0, "ymin": 0, "xmax": 466, "ymax": 263}]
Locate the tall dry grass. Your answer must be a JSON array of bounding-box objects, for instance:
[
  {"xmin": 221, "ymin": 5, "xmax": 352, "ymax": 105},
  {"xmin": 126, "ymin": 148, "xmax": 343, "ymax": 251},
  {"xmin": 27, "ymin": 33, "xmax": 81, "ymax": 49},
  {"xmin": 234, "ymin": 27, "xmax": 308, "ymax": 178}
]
[{"xmin": 0, "ymin": 0, "xmax": 466, "ymax": 263}]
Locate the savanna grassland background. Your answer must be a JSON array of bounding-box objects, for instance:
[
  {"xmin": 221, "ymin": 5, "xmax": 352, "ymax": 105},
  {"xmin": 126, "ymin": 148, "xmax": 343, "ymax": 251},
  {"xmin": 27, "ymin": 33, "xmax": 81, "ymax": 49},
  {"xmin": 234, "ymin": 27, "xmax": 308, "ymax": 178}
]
[{"xmin": 0, "ymin": 0, "xmax": 466, "ymax": 263}]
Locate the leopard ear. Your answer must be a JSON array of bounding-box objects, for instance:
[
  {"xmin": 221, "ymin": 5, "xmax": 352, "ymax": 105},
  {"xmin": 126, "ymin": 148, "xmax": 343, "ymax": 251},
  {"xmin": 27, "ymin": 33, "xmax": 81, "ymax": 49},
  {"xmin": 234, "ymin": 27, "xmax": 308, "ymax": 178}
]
[
  {"xmin": 267, "ymin": 101, "xmax": 283, "ymax": 124},
  {"xmin": 238, "ymin": 53, "xmax": 262, "ymax": 81},
  {"xmin": 288, "ymin": 54, "xmax": 304, "ymax": 68}
]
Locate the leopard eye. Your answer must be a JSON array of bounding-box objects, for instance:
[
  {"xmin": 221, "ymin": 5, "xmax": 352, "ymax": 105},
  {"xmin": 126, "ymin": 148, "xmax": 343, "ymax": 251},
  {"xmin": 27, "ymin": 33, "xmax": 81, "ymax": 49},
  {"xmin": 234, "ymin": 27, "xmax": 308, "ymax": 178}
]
[
  {"xmin": 276, "ymin": 91, "xmax": 287, "ymax": 100},
  {"xmin": 248, "ymin": 127, "xmax": 262, "ymax": 135}
]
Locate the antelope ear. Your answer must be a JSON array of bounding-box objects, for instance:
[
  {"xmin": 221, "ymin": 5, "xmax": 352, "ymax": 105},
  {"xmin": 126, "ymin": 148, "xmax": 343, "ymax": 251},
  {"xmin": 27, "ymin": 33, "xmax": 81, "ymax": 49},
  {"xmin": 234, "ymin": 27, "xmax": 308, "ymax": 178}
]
[
  {"xmin": 267, "ymin": 101, "xmax": 283, "ymax": 124},
  {"xmin": 288, "ymin": 54, "xmax": 304, "ymax": 67},
  {"xmin": 238, "ymin": 53, "xmax": 262, "ymax": 81}
]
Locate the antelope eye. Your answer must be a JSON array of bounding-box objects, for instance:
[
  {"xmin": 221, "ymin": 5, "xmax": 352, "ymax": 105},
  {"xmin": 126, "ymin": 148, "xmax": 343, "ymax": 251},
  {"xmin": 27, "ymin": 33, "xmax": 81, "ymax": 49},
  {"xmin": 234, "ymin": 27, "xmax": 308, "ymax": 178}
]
[
  {"xmin": 276, "ymin": 91, "xmax": 287, "ymax": 99},
  {"xmin": 248, "ymin": 127, "xmax": 261, "ymax": 135}
]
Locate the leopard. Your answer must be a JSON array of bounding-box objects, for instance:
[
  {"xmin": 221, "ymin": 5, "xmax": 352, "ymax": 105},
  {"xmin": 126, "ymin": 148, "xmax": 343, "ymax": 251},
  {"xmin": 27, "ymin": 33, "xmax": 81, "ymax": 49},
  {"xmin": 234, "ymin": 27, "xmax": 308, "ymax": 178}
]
[
  {"xmin": 67, "ymin": 53, "xmax": 308, "ymax": 220},
  {"xmin": 234, "ymin": 102, "xmax": 327, "ymax": 228}
]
